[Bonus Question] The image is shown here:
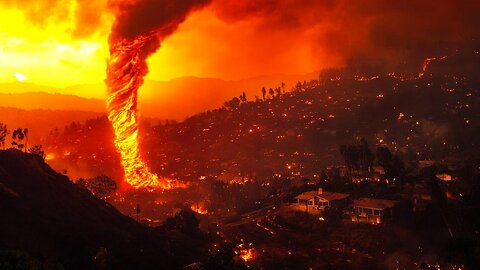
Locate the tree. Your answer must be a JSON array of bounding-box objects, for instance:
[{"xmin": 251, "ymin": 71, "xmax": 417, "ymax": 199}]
[
  {"xmin": 295, "ymin": 81, "xmax": 302, "ymax": 91},
  {"xmin": 358, "ymin": 138, "xmax": 374, "ymax": 174},
  {"xmin": 275, "ymin": 87, "xmax": 281, "ymax": 96},
  {"xmin": 261, "ymin": 87, "xmax": 266, "ymax": 100},
  {"xmin": 164, "ymin": 209, "xmax": 201, "ymax": 237},
  {"xmin": 28, "ymin": 145, "xmax": 45, "ymax": 160},
  {"xmin": 0, "ymin": 123, "xmax": 8, "ymax": 150},
  {"xmin": 268, "ymin": 88, "xmax": 274, "ymax": 98},
  {"xmin": 240, "ymin": 92, "xmax": 247, "ymax": 102},
  {"xmin": 24, "ymin": 128, "xmax": 28, "ymax": 152},
  {"xmin": 11, "ymin": 128, "xmax": 27, "ymax": 151},
  {"xmin": 224, "ymin": 97, "xmax": 241, "ymax": 110},
  {"xmin": 376, "ymin": 146, "xmax": 393, "ymax": 176}
]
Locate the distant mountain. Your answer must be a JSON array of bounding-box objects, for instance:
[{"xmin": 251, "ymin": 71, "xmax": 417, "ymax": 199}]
[
  {"xmin": 0, "ymin": 149, "xmax": 205, "ymax": 269},
  {"xmin": 0, "ymin": 107, "xmax": 104, "ymax": 144},
  {"xmin": 0, "ymin": 72, "xmax": 318, "ymax": 120},
  {"xmin": 0, "ymin": 92, "xmax": 106, "ymax": 112}
]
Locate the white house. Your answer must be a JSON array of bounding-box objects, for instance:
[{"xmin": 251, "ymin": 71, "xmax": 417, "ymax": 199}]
[{"xmin": 293, "ymin": 188, "xmax": 350, "ymax": 214}]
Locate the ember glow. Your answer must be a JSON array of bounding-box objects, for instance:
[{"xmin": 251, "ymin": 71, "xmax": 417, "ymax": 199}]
[
  {"xmin": 190, "ymin": 204, "xmax": 208, "ymax": 215},
  {"xmin": 236, "ymin": 242, "xmax": 255, "ymax": 262}
]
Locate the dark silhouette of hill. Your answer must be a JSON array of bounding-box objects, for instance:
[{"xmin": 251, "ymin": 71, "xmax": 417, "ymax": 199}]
[{"xmin": 0, "ymin": 149, "xmax": 206, "ymax": 269}]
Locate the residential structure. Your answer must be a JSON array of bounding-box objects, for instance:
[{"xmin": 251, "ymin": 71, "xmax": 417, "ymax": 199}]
[
  {"xmin": 293, "ymin": 188, "xmax": 350, "ymax": 214},
  {"xmin": 350, "ymin": 198, "xmax": 398, "ymax": 224}
]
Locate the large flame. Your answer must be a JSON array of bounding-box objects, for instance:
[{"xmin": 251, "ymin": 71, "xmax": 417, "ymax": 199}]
[{"xmin": 105, "ymin": 33, "xmax": 170, "ymax": 189}]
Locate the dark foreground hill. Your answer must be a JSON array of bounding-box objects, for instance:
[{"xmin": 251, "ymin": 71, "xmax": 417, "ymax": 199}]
[{"xmin": 0, "ymin": 149, "xmax": 205, "ymax": 270}]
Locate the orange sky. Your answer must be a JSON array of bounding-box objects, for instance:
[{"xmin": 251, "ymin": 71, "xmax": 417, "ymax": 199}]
[
  {"xmin": 1, "ymin": 0, "xmax": 479, "ymax": 99},
  {"xmin": 0, "ymin": 1, "xmax": 338, "ymax": 98}
]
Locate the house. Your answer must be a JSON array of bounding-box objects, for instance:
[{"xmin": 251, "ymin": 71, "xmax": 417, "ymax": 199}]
[
  {"xmin": 293, "ymin": 188, "xmax": 350, "ymax": 214},
  {"xmin": 350, "ymin": 198, "xmax": 398, "ymax": 224},
  {"xmin": 371, "ymin": 166, "xmax": 386, "ymax": 182}
]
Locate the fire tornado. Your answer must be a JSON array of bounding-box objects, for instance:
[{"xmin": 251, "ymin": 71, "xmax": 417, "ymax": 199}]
[
  {"xmin": 106, "ymin": 33, "xmax": 165, "ymax": 189},
  {"xmin": 106, "ymin": 0, "xmax": 209, "ymax": 188}
]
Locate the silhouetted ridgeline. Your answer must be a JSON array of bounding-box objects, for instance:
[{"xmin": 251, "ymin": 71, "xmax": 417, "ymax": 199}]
[{"xmin": 0, "ymin": 149, "xmax": 206, "ymax": 269}]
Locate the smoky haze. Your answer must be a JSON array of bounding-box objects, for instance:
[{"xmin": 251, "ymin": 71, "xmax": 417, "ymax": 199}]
[{"xmin": 2, "ymin": 0, "xmax": 480, "ymax": 77}]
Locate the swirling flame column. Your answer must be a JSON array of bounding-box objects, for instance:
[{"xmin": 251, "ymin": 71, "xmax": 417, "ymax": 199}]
[{"xmin": 105, "ymin": 36, "xmax": 163, "ymax": 189}]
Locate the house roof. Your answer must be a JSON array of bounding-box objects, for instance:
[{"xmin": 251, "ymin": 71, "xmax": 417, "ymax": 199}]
[
  {"xmin": 295, "ymin": 190, "xmax": 350, "ymax": 201},
  {"xmin": 353, "ymin": 198, "xmax": 398, "ymax": 210},
  {"xmin": 319, "ymin": 191, "xmax": 350, "ymax": 201},
  {"xmin": 295, "ymin": 191, "xmax": 318, "ymax": 200}
]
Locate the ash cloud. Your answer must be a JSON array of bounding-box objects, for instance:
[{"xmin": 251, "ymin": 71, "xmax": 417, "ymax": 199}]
[
  {"xmin": 108, "ymin": 0, "xmax": 210, "ymax": 42},
  {"xmin": 211, "ymin": 0, "xmax": 480, "ymax": 69}
]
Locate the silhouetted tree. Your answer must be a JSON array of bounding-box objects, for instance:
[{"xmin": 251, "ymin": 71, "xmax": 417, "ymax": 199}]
[
  {"xmin": 268, "ymin": 88, "xmax": 274, "ymax": 98},
  {"xmin": 0, "ymin": 123, "xmax": 8, "ymax": 150},
  {"xmin": 240, "ymin": 92, "xmax": 247, "ymax": 102},
  {"xmin": 24, "ymin": 128, "xmax": 28, "ymax": 153},
  {"xmin": 358, "ymin": 138, "xmax": 374, "ymax": 174},
  {"xmin": 295, "ymin": 81, "xmax": 302, "ymax": 91},
  {"xmin": 261, "ymin": 87, "xmax": 266, "ymax": 100},
  {"xmin": 11, "ymin": 128, "xmax": 27, "ymax": 151},
  {"xmin": 164, "ymin": 209, "xmax": 201, "ymax": 237},
  {"xmin": 28, "ymin": 144, "xmax": 45, "ymax": 160},
  {"xmin": 377, "ymin": 146, "xmax": 393, "ymax": 175},
  {"xmin": 275, "ymin": 87, "xmax": 281, "ymax": 96},
  {"xmin": 224, "ymin": 97, "xmax": 241, "ymax": 110}
]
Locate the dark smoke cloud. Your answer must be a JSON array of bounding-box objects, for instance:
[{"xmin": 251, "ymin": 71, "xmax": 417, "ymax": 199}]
[
  {"xmin": 211, "ymin": 0, "xmax": 480, "ymax": 69},
  {"xmin": 3, "ymin": 0, "xmax": 480, "ymax": 74},
  {"xmin": 108, "ymin": 0, "xmax": 210, "ymax": 42}
]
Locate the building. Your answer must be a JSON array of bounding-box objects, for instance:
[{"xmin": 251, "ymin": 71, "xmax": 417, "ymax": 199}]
[
  {"xmin": 350, "ymin": 198, "xmax": 398, "ymax": 224},
  {"xmin": 293, "ymin": 188, "xmax": 350, "ymax": 214}
]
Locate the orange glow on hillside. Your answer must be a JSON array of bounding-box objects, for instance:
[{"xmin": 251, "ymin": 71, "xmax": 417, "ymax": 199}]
[{"xmin": 236, "ymin": 242, "xmax": 255, "ymax": 262}]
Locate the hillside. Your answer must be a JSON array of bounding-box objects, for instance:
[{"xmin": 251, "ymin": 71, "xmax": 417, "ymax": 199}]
[
  {"xmin": 0, "ymin": 149, "xmax": 206, "ymax": 269},
  {"xmin": 44, "ymin": 50, "xmax": 480, "ymax": 182},
  {"xmin": 0, "ymin": 92, "xmax": 106, "ymax": 113}
]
